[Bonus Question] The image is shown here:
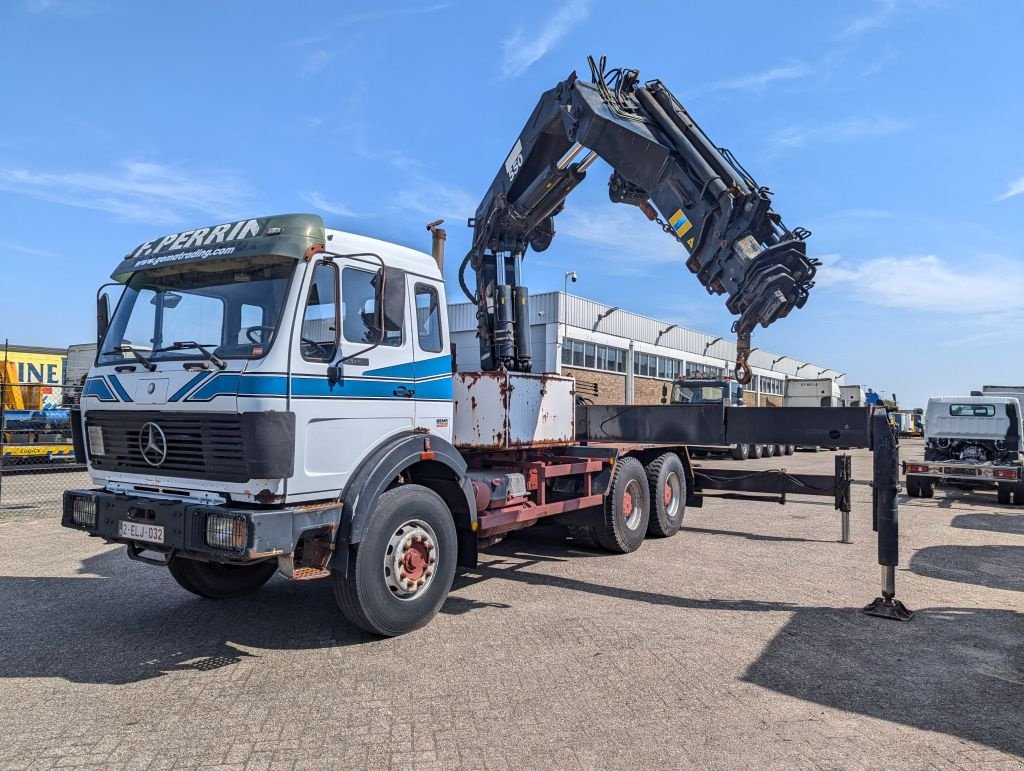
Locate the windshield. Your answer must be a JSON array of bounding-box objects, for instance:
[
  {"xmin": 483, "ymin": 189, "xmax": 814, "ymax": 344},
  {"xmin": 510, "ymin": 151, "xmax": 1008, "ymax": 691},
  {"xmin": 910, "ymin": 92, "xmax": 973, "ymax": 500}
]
[
  {"xmin": 671, "ymin": 383, "xmax": 728, "ymax": 404},
  {"xmin": 98, "ymin": 255, "xmax": 295, "ymax": 365}
]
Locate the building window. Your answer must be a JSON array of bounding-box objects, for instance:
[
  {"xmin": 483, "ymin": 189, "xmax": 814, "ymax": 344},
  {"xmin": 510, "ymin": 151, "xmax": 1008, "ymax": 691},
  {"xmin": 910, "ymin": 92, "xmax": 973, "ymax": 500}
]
[
  {"xmin": 686, "ymin": 362, "xmax": 723, "ymax": 379},
  {"xmin": 562, "ymin": 337, "xmax": 627, "ymax": 375},
  {"xmin": 759, "ymin": 375, "xmax": 783, "ymax": 395}
]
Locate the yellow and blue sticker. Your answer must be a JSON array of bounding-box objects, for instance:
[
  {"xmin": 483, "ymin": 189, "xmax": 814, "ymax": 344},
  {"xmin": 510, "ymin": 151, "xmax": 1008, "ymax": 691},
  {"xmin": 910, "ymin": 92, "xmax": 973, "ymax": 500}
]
[{"xmin": 669, "ymin": 209, "xmax": 696, "ymax": 251}]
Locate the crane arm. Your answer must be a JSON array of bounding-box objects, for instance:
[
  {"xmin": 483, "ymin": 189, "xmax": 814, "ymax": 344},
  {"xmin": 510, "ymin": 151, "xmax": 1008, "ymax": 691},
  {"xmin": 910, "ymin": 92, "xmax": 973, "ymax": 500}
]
[{"xmin": 461, "ymin": 56, "xmax": 817, "ymax": 383}]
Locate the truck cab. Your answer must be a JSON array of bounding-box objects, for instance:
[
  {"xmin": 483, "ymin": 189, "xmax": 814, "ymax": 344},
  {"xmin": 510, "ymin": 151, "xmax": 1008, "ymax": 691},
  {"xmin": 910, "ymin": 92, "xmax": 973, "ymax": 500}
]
[{"xmin": 64, "ymin": 214, "xmax": 479, "ymax": 632}]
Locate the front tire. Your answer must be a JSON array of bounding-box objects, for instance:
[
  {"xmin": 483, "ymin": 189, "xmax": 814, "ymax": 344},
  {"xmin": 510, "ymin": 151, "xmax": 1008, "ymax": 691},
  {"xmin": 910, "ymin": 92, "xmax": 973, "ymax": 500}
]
[
  {"xmin": 333, "ymin": 485, "xmax": 457, "ymax": 637},
  {"xmin": 645, "ymin": 453, "xmax": 686, "ymax": 538},
  {"xmin": 168, "ymin": 557, "xmax": 277, "ymax": 599},
  {"xmin": 594, "ymin": 457, "xmax": 650, "ymax": 553}
]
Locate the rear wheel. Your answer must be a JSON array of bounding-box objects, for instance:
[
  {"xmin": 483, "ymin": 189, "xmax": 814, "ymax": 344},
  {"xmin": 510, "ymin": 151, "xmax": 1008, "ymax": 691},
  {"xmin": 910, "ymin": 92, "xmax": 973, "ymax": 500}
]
[
  {"xmin": 751, "ymin": 444, "xmax": 764, "ymax": 459},
  {"xmin": 168, "ymin": 557, "xmax": 277, "ymax": 599},
  {"xmin": 784, "ymin": 445, "xmax": 795, "ymax": 456},
  {"xmin": 730, "ymin": 443, "xmax": 749, "ymax": 461},
  {"xmin": 1013, "ymin": 485, "xmax": 1024, "ymax": 506},
  {"xmin": 594, "ymin": 456, "xmax": 650, "ymax": 553},
  {"xmin": 997, "ymin": 484, "xmax": 1012, "ymax": 505},
  {"xmin": 333, "ymin": 484, "xmax": 457, "ymax": 637},
  {"xmin": 920, "ymin": 479, "xmax": 935, "ymax": 499},
  {"xmin": 906, "ymin": 476, "xmax": 922, "ymax": 498},
  {"xmin": 765, "ymin": 444, "xmax": 777, "ymax": 458},
  {"xmin": 645, "ymin": 453, "xmax": 686, "ymax": 538}
]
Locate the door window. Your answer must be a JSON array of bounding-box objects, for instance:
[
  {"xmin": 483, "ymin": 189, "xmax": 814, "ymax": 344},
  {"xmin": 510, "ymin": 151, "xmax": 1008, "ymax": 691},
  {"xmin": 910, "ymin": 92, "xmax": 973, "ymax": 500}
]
[
  {"xmin": 300, "ymin": 262, "xmax": 338, "ymax": 362},
  {"xmin": 414, "ymin": 284, "xmax": 444, "ymax": 353},
  {"xmin": 342, "ymin": 267, "xmax": 403, "ymax": 347}
]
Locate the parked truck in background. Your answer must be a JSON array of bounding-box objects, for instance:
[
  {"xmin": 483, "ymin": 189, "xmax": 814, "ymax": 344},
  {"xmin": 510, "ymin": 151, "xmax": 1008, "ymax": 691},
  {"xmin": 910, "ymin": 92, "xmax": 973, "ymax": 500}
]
[
  {"xmin": 841, "ymin": 384, "xmax": 865, "ymax": 407},
  {"xmin": 904, "ymin": 395, "xmax": 1023, "ymax": 505},
  {"xmin": 785, "ymin": 378, "xmax": 841, "ymax": 408},
  {"xmin": 669, "ymin": 377, "xmax": 791, "ymax": 459},
  {"xmin": 60, "ymin": 58, "xmax": 870, "ymax": 636}
]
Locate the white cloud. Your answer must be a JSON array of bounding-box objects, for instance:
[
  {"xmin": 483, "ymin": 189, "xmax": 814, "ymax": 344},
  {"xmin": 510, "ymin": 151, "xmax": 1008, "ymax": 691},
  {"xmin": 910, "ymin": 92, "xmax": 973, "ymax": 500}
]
[
  {"xmin": 997, "ymin": 175, "xmax": 1024, "ymax": 201},
  {"xmin": 556, "ymin": 203, "xmax": 685, "ymax": 272},
  {"xmin": 394, "ymin": 180, "xmax": 477, "ymax": 222},
  {"xmin": 25, "ymin": 0, "xmax": 106, "ymax": 15},
  {"xmin": 0, "ymin": 161, "xmax": 254, "ymax": 225},
  {"xmin": 705, "ymin": 62, "xmax": 813, "ymax": 94},
  {"xmin": 814, "ymin": 253, "xmax": 1024, "ymax": 314},
  {"xmin": 501, "ymin": 0, "xmax": 590, "ymax": 78},
  {"xmin": 765, "ymin": 116, "xmax": 912, "ymax": 157},
  {"xmin": 837, "ymin": 0, "xmax": 897, "ymax": 38},
  {"xmin": 302, "ymin": 50, "xmax": 334, "ymax": 76},
  {"xmin": 338, "ymin": 3, "xmax": 452, "ymax": 25},
  {"xmin": 302, "ymin": 192, "xmax": 357, "ymax": 217}
]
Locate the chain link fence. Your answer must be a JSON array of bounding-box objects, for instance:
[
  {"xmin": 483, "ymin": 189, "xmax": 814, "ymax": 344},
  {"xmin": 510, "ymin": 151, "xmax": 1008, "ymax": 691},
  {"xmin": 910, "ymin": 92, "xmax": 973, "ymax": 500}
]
[{"xmin": 0, "ymin": 382, "xmax": 90, "ymax": 519}]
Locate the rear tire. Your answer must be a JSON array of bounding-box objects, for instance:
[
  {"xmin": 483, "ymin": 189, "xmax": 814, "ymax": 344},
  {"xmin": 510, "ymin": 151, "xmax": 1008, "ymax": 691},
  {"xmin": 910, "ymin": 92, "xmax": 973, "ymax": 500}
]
[
  {"xmin": 168, "ymin": 557, "xmax": 277, "ymax": 599},
  {"xmin": 730, "ymin": 443, "xmax": 749, "ymax": 461},
  {"xmin": 765, "ymin": 444, "xmax": 777, "ymax": 458},
  {"xmin": 594, "ymin": 457, "xmax": 650, "ymax": 553},
  {"xmin": 920, "ymin": 479, "xmax": 935, "ymax": 499},
  {"xmin": 1013, "ymin": 485, "xmax": 1024, "ymax": 506},
  {"xmin": 784, "ymin": 445, "xmax": 795, "ymax": 456},
  {"xmin": 906, "ymin": 476, "xmax": 922, "ymax": 498},
  {"xmin": 997, "ymin": 484, "xmax": 1011, "ymax": 505},
  {"xmin": 332, "ymin": 484, "xmax": 457, "ymax": 637},
  {"xmin": 645, "ymin": 453, "xmax": 686, "ymax": 538},
  {"xmin": 751, "ymin": 444, "xmax": 764, "ymax": 459}
]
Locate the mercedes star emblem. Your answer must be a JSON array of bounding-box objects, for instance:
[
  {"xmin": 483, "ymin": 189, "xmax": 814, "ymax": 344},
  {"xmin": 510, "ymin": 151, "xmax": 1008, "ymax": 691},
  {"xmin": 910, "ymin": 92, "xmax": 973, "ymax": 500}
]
[{"xmin": 139, "ymin": 422, "xmax": 168, "ymax": 466}]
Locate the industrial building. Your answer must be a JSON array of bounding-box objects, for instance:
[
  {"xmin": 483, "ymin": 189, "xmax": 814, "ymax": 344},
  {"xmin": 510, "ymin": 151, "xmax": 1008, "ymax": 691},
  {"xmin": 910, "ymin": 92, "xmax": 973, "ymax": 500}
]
[{"xmin": 448, "ymin": 292, "xmax": 846, "ymax": 406}]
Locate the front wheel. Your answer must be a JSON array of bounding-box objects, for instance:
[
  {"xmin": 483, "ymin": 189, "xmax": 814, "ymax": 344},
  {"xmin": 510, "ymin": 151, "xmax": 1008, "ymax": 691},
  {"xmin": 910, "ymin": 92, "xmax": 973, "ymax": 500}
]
[
  {"xmin": 332, "ymin": 485, "xmax": 457, "ymax": 637},
  {"xmin": 168, "ymin": 557, "xmax": 277, "ymax": 599}
]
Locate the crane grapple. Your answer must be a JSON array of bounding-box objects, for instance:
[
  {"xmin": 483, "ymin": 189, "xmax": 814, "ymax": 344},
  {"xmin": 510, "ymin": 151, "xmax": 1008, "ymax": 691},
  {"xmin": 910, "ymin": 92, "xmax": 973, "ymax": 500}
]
[{"xmin": 462, "ymin": 56, "xmax": 817, "ymax": 382}]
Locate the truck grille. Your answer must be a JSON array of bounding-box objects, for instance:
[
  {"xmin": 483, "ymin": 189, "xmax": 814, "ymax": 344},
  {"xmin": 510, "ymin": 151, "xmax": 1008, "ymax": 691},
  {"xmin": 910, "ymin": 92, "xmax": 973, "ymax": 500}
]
[{"xmin": 85, "ymin": 411, "xmax": 248, "ymax": 482}]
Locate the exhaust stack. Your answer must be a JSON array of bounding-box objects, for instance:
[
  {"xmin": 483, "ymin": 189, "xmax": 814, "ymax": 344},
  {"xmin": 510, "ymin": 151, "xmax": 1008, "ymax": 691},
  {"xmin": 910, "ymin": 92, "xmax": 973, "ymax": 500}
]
[{"xmin": 426, "ymin": 219, "xmax": 446, "ymax": 272}]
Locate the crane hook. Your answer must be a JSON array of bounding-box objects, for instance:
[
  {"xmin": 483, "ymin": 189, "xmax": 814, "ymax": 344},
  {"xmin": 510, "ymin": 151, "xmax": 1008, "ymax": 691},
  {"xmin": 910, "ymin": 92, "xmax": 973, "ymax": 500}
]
[{"xmin": 734, "ymin": 329, "xmax": 753, "ymax": 385}]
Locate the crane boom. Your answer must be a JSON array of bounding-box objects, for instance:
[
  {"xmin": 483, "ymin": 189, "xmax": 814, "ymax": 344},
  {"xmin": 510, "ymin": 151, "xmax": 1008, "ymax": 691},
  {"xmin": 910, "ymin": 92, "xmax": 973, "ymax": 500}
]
[{"xmin": 461, "ymin": 56, "xmax": 818, "ymax": 383}]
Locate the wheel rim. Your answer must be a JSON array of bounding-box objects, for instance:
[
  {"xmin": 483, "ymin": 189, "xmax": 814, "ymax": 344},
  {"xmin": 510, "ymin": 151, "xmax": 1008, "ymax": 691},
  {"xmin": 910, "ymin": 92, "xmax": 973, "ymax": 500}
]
[
  {"xmin": 663, "ymin": 471, "xmax": 681, "ymax": 518},
  {"xmin": 622, "ymin": 479, "xmax": 644, "ymax": 530},
  {"xmin": 384, "ymin": 519, "xmax": 439, "ymax": 601}
]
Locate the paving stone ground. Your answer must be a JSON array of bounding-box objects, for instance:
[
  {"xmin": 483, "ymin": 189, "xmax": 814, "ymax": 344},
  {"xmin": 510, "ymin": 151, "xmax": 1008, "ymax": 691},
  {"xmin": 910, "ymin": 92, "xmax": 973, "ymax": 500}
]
[{"xmin": 1, "ymin": 440, "xmax": 1022, "ymax": 769}]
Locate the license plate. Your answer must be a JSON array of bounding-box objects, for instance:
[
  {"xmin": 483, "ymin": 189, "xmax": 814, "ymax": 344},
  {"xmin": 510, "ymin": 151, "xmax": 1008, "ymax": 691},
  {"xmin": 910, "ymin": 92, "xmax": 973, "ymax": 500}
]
[{"xmin": 118, "ymin": 520, "xmax": 165, "ymax": 544}]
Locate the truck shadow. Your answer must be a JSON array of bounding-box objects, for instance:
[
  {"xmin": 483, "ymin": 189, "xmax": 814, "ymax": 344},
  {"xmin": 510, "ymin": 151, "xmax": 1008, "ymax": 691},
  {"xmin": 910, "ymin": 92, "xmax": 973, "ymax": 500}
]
[
  {"xmin": 909, "ymin": 545, "xmax": 1024, "ymax": 592},
  {"xmin": 742, "ymin": 605, "xmax": 1024, "ymax": 758},
  {"xmin": 951, "ymin": 513, "xmax": 1024, "ymax": 537},
  {"xmin": 0, "ymin": 547, "xmax": 382, "ymax": 685}
]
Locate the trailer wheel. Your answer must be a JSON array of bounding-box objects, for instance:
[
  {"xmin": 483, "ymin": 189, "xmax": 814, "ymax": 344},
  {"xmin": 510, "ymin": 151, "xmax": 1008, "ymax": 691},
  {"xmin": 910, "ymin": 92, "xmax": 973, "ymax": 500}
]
[
  {"xmin": 332, "ymin": 484, "xmax": 457, "ymax": 637},
  {"xmin": 594, "ymin": 457, "xmax": 650, "ymax": 553},
  {"xmin": 997, "ymin": 484, "xmax": 1011, "ymax": 505},
  {"xmin": 784, "ymin": 445, "xmax": 795, "ymax": 456},
  {"xmin": 645, "ymin": 453, "xmax": 686, "ymax": 538},
  {"xmin": 167, "ymin": 557, "xmax": 277, "ymax": 599},
  {"xmin": 730, "ymin": 443, "xmax": 749, "ymax": 461},
  {"xmin": 751, "ymin": 444, "xmax": 764, "ymax": 459},
  {"xmin": 765, "ymin": 444, "xmax": 777, "ymax": 458}
]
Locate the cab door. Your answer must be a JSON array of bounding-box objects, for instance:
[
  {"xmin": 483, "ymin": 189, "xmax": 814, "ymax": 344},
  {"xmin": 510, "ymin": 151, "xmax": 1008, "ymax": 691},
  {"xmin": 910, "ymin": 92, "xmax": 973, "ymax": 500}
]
[
  {"xmin": 287, "ymin": 254, "xmax": 416, "ymax": 499},
  {"xmin": 411, "ymin": 280, "xmax": 454, "ymax": 442}
]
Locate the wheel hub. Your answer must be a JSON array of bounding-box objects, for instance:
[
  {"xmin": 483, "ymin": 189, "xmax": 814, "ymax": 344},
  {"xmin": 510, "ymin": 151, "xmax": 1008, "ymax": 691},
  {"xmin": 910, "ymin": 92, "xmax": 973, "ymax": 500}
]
[
  {"xmin": 622, "ymin": 479, "xmax": 643, "ymax": 530},
  {"xmin": 384, "ymin": 521, "xmax": 438, "ymax": 600}
]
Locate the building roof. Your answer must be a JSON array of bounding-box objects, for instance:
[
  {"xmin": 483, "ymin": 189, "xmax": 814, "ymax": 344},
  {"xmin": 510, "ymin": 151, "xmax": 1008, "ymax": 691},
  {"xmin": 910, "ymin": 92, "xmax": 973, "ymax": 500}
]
[{"xmin": 448, "ymin": 291, "xmax": 843, "ymax": 381}]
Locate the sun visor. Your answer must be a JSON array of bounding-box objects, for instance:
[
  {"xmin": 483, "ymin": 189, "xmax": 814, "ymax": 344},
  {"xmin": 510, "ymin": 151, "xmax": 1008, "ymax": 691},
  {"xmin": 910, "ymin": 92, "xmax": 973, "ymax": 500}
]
[{"xmin": 111, "ymin": 213, "xmax": 327, "ymax": 283}]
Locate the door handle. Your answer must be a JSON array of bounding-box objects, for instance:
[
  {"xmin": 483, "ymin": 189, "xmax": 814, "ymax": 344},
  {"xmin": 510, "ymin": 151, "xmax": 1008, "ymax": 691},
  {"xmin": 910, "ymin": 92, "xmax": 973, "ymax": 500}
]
[{"xmin": 394, "ymin": 386, "xmax": 415, "ymax": 398}]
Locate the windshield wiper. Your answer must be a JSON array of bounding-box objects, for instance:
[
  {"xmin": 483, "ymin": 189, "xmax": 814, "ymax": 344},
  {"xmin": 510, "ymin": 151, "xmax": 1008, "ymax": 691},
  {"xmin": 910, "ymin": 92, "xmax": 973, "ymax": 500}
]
[
  {"xmin": 110, "ymin": 344, "xmax": 156, "ymax": 371},
  {"xmin": 160, "ymin": 341, "xmax": 227, "ymax": 370}
]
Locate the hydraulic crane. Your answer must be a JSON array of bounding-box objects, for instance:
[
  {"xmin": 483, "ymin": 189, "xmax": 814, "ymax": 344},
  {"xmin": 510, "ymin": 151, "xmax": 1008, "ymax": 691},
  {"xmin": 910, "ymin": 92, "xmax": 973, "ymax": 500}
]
[{"xmin": 461, "ymin": 56, "xmax": 818, "ymax": 383}]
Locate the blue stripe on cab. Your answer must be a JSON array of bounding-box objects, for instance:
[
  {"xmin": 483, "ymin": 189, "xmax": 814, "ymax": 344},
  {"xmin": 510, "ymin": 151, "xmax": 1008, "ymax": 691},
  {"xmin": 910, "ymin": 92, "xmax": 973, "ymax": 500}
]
[{"xmin": 107, "ymin": 375, "xmax": 133, "ymax": 402}]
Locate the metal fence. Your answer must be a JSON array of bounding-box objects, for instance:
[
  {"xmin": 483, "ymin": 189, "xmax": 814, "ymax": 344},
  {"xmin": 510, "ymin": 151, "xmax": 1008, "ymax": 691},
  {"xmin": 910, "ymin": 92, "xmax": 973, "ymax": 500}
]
[{"xmin": 0, "ymin": 382, "xmax": 89, "ymax": 518}]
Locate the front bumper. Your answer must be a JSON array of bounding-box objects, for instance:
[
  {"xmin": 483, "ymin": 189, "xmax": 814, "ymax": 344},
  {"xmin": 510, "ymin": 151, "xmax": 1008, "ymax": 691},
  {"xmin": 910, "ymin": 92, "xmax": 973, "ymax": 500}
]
[{"xmin": 61, "ymin": 489, "xmax": 342, "ymax": 563}]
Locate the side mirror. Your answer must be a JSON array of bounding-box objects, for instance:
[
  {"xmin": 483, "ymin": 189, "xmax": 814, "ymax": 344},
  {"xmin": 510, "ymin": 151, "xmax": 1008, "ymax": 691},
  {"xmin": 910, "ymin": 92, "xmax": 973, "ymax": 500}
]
[
  {"xmin": 97, "ymin": 294, "xmax": 110, "ymax": 344},
  {"xmin": 373, "ymin": 266, "xmax": 406, "ymax": 335}
]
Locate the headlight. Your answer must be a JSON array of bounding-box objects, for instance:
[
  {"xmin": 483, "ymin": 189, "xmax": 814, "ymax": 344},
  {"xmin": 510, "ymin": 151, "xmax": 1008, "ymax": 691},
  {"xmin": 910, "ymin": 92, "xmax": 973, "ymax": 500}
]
[
  {"xmin": 205, "ymin": 513, "xmax": 248, "ymax": 551},
  {"xmin": 69, "ymin": 495, "xmax": 97, "ymax": 528}
]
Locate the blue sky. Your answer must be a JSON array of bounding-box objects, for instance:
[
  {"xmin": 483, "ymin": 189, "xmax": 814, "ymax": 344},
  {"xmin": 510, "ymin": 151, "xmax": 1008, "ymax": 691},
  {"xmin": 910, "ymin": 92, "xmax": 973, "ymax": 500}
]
[{"xmin": 2, "ymin": 0, "xmax": 1022, "ymax": 407}]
